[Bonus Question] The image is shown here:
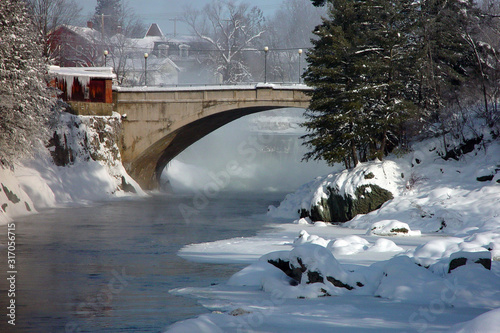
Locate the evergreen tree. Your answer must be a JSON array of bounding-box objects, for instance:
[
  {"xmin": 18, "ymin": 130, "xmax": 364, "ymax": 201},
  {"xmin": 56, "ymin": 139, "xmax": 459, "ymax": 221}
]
[
  {"xmin": 412, "ymin": 0, "xmax": 477, "ymax": 154},
  {"xmin": 302, "ymin": 0, "xmax": 477, "ymax": 168},
  {"xmin": 416, "ymin": 0, "xmax": 476, "ymax": 114},
  {"xmin": 0, "ymin": 0, "xmax": 54, "ymax": 166},
  {"xmin": 302, "ymin": 0, "xmax": 419, "ymax": 168},
  {"xmin": 92, "ymin": 0, "xmax": 123, "ymax": 36}
]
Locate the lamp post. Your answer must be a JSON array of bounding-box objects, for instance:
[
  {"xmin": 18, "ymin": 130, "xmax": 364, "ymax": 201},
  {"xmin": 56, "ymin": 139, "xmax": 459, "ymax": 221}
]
[
  {"xmin": 103, "ymin": 50, "xmax": 108, "ymax": 67},
  {"xmin": 264, "ymin": 46, "xmax": 269, "ymax": 83},
  {"xmin": 298, "ymin": 49, "xmax": 303, "ymax": 84},
  {"xmin": 144, "ymin": 53, "xmax": 149, "ymax": 86}
]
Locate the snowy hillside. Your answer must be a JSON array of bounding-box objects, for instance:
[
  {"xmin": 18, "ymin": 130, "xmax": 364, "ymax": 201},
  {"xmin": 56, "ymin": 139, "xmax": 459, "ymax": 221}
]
[
  {"xmin": 269, "ymin": 135, "xmax": 500, "ymax": 236},
  {"xmin": 0, "ymin": 112, "xmax": 144, "ymax": 224}
]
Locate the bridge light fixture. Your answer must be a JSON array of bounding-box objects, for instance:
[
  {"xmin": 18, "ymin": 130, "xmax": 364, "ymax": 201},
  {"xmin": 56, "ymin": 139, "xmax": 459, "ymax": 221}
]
[
  {"xmin": 264, "ymin": 46, "xmax": 269, "ymax": 83},
  {"xmin": 298, "ymin": 49, "xmax": 303, "ymax": 84},
  {"xmin": 104, "ymin": 50, "xmax": 108, "ymax": 67},
  {"xmin": 144, "ymin": 53, "xmax": 149, "ymax": 86}
]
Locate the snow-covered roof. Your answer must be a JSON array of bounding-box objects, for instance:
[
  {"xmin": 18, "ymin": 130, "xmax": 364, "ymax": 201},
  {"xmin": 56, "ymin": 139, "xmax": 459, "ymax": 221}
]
[
  {"xmin": 49, "ymin": 66, "xmax": 116, "ymax": 99},
  {"xmin": 124, "ymin": 57, "xmax": 181, "ymax": 73},
  {"xmin": 132, "ymin": 35, "xmax": 166, "ymax": 50},
  {"xmin": 49, "ymin": 66, "xmax": 116, "ymax": 79},
  {"xmin": 132, "ymin": 34, "xmax": 199, "ymax": 51},
  {"xmin": 58, "ymin": 25, "xmax": 102, "ymax": 43}
]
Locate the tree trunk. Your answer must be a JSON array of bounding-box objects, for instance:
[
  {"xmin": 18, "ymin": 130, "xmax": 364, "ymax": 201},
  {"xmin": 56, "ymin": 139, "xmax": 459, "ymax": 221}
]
[
  {"xmin": 351, "ymin": 142, "xmax": 359, "ymax": 167},
  {"xmin": 378, "ymin": 129, "xmax": 387, "ymax": 160}
]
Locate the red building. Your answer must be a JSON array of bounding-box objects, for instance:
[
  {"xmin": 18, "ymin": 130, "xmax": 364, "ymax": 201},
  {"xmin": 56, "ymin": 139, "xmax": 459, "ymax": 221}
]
[
  {"xmin": 47, "ymin": 23, "xmax": 103, "ymax": 67},
  {"xmin": 49, "ymin": 66, "xmax": 116, "ymax": 115}
]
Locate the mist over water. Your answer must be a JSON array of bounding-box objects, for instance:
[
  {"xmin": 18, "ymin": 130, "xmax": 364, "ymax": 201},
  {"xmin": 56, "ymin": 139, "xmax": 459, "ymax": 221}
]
[{"xmin": 162, "ymin": 108, "xmax": 334, "ymax": 193}]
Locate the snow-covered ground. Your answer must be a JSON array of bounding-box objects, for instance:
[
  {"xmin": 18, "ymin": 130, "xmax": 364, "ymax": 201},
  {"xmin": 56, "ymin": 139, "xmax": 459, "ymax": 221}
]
[{"xmin": 166, "ymin": 136, "xmax": 500, "ymax": 332}]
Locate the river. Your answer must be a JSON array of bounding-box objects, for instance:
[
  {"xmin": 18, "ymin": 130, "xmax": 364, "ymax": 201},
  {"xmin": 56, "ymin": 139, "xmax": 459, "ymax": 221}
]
[{"xmin": 0, "ymin": 192, "xmax": 285, "ymax": 333}]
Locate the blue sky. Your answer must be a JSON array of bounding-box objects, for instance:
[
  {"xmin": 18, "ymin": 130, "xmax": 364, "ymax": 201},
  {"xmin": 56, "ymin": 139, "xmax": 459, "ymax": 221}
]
[{"xmin": 78, "ymin": 0, "xmax": 285, "ymax": 36}]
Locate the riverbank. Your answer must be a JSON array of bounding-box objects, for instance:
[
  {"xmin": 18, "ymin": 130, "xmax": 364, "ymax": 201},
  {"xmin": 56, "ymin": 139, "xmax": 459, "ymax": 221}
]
[
  {"xmin": 170, "ymin": 223, "xmax": 500, "ymax": 332},
  {"xmin": 0, "ymin": 112, "xmax": 144, "ymax": 225},
  {"xmin": 166, "ymin": 137, "xmax": 500, "ymax": 332}
]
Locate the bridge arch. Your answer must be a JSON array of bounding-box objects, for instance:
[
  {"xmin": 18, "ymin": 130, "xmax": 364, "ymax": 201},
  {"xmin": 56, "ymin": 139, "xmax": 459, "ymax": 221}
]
[{"xmin": 113, "ymin": 85, "xmax": 311, "ymax": 189}]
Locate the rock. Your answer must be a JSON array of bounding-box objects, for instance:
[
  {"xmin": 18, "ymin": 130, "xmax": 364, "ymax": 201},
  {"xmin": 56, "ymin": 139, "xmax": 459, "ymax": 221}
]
[
  {"xmin": 121, "ymin": 176, "xmax": 137, "ymax": 193},
  {"xmin": 2, "ymin": 184, "xmax": 20, "ymax": 204},
  {"xmin": 229, "ymin": 308, "xmax": 252, "ymax": 316},
  {"xmin": 476, "ymin": 175, "xmax": 494, "ymax": 182},
  {"xmin": 47, "ymin": 131, "xmax": 74, "ymax": 166},
  {"xmin": 368, "ymin": 220, "xmax": 421, "ymax": 236},
  {"xmin": 441, "ymin": 136, "xmax": 483, "ymax": 161},
  {"xmin": 266, "ymin": 244, "xmax": 364, "ymax": 292},
  {"xmin": 309, "ymin": 184, "xmax": 394, "ymax": 222},
  {"xmin": 448, "ymin": 251, "xmax": 492, "ymax": 273}
]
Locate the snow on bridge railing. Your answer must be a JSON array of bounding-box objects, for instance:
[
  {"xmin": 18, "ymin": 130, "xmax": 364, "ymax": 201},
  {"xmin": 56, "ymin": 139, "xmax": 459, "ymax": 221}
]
[{"xmin": 113, "ymin": 82, "xmax": 313, "ymax": 92}]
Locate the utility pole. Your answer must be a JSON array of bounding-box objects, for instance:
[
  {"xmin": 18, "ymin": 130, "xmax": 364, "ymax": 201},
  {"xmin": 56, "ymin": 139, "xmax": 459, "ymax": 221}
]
[
  {"xmin": 94, "ymin": 14, "xmax": 111, "ymax": 39},
  {"xmin": 101, "ymin": 13, "xmax": 105, "ymax": 40},
  {"xmin": 169, "ymin": 18, "xmax": 181, "ymax": 37}
]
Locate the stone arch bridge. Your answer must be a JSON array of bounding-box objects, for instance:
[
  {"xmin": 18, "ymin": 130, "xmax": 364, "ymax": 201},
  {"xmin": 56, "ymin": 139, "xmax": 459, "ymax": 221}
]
[{"xmin": 113, "ymin": 84, "xmax": 312, "ymax": 189}]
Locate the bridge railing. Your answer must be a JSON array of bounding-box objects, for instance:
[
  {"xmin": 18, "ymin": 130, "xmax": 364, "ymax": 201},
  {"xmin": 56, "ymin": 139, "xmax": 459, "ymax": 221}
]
[
  {"xmin": 113, "ymin": 82, "xmax": 312, "ymax": 92},
  {"xmin": 113, "ymin": 82, "xmax": 312, "ymax": 91},
  {"xmin": 119, "ymin": 81, "xmax": 309, "ymax": 87}
]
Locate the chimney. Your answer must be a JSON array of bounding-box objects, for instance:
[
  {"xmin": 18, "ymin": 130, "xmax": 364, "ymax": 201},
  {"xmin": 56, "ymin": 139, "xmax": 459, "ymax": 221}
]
[
  {"xmin": 117, "ymin": 25, "xmax": 122, "ymax": 34},
  {"xmin": 87, "ymin": 21, "xmax": 93, "ymax": 29}
]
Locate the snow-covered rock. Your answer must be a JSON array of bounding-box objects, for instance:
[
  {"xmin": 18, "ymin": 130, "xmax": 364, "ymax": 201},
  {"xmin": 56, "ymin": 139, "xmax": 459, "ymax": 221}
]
[
  {"xmin": 367, "ymin": 220, "xmax": 421, "ymax": 236},
  {"xmin": 261, "ymin": 244, "xmax": 366, "ymax": 297},
  {"xmin": 293, "ymin": 230, "xmax": 330, "ymax": 247},
  {"xmin": 447, "ymin": 250, "xmax": 492, "ymax": 273},
  {"xmin": 269, "ymin": 160, "xmax": 406, "ymax": 222},
  {"xmin": 328, "ymin": 235, "xmax": 369, "ymax": 255}
]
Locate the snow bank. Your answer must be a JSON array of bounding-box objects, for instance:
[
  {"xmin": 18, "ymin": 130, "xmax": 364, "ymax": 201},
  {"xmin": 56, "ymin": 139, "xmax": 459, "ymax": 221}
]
[
  {"xmin": 0, "ymin": 112, "xmax": 144, "ymax": 224},
  {"xmin": 345, "ymin": 141, "xmax": 500, "ymax": 235},
  {"xmin": 270, "ymin": 136, "xmax": 500, "ymax": 236},
  {"xmin": 166, "ymin": 315, "xmax": 223, "ymax": 333},
  {"xmin": 0, "ymin": 167, "xmax": 36, "ymax": 224},
  {"xmin": 227, "ymin": 232, "xmax": 500, "ymax": 306},
  {"xmin": 293, "ymin": 229, "xmax": 403, "ymax": 255},
  {"xmin": 448, "ymin": 307, "xmax": 500, "ymax": 333}
]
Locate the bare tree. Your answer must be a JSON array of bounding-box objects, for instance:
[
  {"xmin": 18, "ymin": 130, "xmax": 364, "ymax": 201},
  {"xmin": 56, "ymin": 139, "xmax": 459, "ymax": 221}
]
[
  {"xmin": 183, "ymin": 0, "xmax": 266, "ymax": 83},
  {"xmin": 25, "ymin": 0, "xmax": 82, "ymax": 57},
  {"xmin": 464, "ymin": 0, "xmax": 500, "ymax": 130},
  {"xmin": 105, "ymin": 34, "xmax": 139, "ymax": 84},
  {"xmin": 26, "ymin": 0, "xmax": 82, "ymax": 37},
  {"xmin": 118, "ymin": 1, "xmax": 146, "ymax": 38},
  {"xmin": 264, "ymin": 0, "xmax": 326, "ymax": 82}
]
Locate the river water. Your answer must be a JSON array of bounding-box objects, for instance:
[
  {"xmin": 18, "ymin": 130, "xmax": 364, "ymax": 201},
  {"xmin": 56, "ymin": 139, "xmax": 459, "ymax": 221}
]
[{"xmin": 0, "ymin": 192, "xmax": 284, "ymax": 333}]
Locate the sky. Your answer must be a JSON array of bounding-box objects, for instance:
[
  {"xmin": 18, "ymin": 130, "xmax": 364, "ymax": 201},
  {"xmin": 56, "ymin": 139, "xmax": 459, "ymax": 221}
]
[{"xmin": 78, "ymin": 0, "xmax": 285, "ymax": 36}]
